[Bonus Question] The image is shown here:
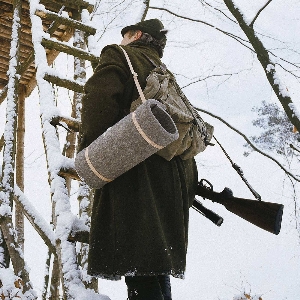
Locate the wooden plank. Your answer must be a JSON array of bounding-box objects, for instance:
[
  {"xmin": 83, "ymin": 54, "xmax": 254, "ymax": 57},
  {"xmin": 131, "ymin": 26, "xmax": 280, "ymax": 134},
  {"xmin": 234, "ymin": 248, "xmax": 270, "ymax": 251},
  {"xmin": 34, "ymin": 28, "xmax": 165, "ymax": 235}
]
[
  {"xmin": 0, "ymin": 0, "xmax": 29, "ymax": 10},
  {"xmin": 0, "ymin": 22, "xmax": 33, "ymax": 42},
  {"xmin": 0, "ymin": 36, "xmax": 33, "ymax": 54},
  {"xmin": 0, "ymin": 78, "xmax": 7, "ymax": 90},
  {"xmin": 0, "ymin": 48, "xmax": 30, "ymax": 60}
]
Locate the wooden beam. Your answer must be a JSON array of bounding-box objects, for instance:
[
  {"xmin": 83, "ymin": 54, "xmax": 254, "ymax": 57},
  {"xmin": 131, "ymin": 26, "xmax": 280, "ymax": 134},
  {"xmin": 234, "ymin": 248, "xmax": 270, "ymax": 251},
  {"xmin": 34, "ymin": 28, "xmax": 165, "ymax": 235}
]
[
  {"xmin": 15, "ymin": 85, "xmax": 26, "ymax": 251},
  {"xmin": 40, "ymin": 0, "xmax": 94, "ymax": 12},
  {"xmin": 14, "ymin": 189, "xmax": 56, "ymax": 255},
  {"xmin": 35, "ymin": 8, "xmax": 96, "ymax": 36},
  {"xmin": 44, "ymin": 73, "xmax": 85, "ymax": 93},
  {"xmin": 51, "ymin": 115, "xmax": 81, "ymax": 132},
  {"xmin": 59, "ymin": 167, "xmax": 81, "ymax": 181},
  {"xmin": 41, "ymin": 37, "xmax": 98, "ymax": 63}
]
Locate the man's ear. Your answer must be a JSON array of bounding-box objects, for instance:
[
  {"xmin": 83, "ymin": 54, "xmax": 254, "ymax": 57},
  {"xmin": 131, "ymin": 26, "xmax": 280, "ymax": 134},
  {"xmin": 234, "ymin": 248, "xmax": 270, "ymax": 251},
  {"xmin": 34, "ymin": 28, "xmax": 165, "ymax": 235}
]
[{"xmin": 134, "ymin": 30, "xmax": 143, "ymax": 40}]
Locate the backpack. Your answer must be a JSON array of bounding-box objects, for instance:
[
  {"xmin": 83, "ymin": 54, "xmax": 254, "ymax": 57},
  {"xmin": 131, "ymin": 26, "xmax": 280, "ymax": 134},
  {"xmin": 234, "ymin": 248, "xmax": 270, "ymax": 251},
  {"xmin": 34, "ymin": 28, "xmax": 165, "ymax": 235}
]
[{"xmin": 120, "ymin": 46, "xmax": 214, "ymax": 161}]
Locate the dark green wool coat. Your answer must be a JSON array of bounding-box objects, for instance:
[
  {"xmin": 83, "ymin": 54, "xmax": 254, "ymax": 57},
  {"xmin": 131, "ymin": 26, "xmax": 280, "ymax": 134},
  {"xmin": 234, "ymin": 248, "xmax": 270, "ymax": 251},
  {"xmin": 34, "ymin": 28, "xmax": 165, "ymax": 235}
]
[{"xmin": 79, "ymin": 42, "xmax": 198, "ymax": 280}]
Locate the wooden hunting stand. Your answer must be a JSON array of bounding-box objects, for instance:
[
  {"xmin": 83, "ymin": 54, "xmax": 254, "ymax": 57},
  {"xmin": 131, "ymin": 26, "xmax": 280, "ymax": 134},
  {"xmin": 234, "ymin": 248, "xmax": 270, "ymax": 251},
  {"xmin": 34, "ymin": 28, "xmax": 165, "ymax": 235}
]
[{"xmin": 0, "ymin": 0, "xmax": 102, "ymax": 299}]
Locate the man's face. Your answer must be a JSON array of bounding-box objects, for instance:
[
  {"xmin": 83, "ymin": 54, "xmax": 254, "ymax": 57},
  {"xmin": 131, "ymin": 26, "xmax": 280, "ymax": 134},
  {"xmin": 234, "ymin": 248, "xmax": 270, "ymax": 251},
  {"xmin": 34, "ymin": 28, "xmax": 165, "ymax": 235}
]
[{"xmin": 120, "ymin": 30, "xmax": 142, "ymax": 45}]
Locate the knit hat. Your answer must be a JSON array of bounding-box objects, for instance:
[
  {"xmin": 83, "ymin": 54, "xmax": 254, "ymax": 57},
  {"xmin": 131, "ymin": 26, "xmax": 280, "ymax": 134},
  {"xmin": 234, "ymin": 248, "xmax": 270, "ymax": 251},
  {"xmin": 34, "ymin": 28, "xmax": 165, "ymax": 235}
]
[{"xmin": 121, "ymin": 19, "xmax": 168, "ymax": 40}]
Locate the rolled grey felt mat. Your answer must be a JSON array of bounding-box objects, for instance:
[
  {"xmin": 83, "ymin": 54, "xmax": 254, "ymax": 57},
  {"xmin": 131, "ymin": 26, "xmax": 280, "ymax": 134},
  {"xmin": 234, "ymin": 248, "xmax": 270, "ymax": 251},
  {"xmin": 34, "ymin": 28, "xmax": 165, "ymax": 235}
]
[{"xmin": 75, "ymin": 99, "xmax": 179, "ymax": 189}]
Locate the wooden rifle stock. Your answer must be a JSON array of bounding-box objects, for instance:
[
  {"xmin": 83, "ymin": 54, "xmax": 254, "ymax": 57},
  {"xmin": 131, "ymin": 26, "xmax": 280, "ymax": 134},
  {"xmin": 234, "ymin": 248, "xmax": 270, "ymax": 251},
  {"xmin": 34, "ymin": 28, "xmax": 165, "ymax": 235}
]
[{"xmin": 196, "ymin": 180, "xmax": 284, "ymax": 235}]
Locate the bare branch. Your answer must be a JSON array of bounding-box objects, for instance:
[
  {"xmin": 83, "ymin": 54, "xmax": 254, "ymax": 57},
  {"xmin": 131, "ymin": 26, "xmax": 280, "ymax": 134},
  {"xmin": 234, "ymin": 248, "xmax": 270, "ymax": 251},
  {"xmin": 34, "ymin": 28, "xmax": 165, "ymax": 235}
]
[
  {"xmin": 181, "ymin": 70, "xmax": 249, "ymax": 89},
  {"xmin": 141, "ymin": 0, "xmax": 150, "ymax": 21},
  {"xmin": 195, "ymin": 106, "xmax": 300, "ymax": 182},
  {"xmin": 275, "ymin": 63, "xmax": 300, "ymax": 79},
  {"xmin": 149, "ymin": 6, "xmax": 255, "ymax": 52},
  {"xmin": 250, "ymin": 0, "xmax": 273, "ymax": 27},
  {"xmin": 290, "ymin": 143, "xmax": 300, "ymax": 154}
]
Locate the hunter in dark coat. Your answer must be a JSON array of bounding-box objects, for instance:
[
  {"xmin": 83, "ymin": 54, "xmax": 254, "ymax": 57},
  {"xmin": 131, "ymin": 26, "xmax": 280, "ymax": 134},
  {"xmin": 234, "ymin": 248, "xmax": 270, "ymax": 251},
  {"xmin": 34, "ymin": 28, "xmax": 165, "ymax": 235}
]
[{"xmin": 79, "ymin": 19, "xmax": 198, "ymax": 299}]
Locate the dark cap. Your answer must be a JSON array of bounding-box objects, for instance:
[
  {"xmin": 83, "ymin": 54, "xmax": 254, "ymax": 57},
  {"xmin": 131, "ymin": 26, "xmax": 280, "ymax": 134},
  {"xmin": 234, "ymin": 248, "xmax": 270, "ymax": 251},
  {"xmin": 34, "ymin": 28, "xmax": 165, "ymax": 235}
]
[{"xmin": 121, "ymin": 19, "xmax": 168, "ymax": 40}]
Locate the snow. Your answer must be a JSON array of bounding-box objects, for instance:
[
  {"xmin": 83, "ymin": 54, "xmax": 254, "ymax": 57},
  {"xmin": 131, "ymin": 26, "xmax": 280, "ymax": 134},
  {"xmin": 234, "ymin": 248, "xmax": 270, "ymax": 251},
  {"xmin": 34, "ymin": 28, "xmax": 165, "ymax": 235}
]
[
  {"xmin": 14, "ymin": 186, "xmax": 55, "ymax": 247},
  {"xmin": 289, "ymin": 103, "xmax": 300, "ymax": 121},
  {"xmin": 1, "ymin": 0, "xmax": 300, "ymax": 299},
  {"xmin": 0, "ymin": 268, "xmax": 23, "ymax": 299}
]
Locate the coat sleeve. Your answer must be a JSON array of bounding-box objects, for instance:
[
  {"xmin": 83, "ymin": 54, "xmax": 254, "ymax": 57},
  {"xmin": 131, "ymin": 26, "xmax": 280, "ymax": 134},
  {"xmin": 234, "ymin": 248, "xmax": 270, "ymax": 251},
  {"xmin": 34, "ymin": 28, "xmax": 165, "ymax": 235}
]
[{"xmin": 79, "ymin": 45, "xmax": 130, "ymax": 150}]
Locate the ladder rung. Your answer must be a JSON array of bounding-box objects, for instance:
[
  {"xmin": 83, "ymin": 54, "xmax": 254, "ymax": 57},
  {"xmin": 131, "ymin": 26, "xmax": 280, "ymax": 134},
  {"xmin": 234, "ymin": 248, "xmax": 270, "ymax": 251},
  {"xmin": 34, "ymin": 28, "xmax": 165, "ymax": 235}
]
[
  {"xmin": 41, "ymin": 37, "xmax": 98, "ymax": 63},
  {"xmin": 59, "ymin": 167, "xmax": 81, "ymax": 181},
  {"xmin": 51, "ymin": 116, "xmax": 80, "ymax": 132},
  {"xmin": 40, "ymin": 0, "xmax": 94, "ymax": 12},
  {"xmin": 44, "ymin": 73, "xmax": 85, "ymax": 93},
  {"xmin": 35, "ymin": 9, "xmax": 97, "ymax": 36},
  {"xmin": 68, "ymin": 231, "xmax": 89, "ymax": 243}
]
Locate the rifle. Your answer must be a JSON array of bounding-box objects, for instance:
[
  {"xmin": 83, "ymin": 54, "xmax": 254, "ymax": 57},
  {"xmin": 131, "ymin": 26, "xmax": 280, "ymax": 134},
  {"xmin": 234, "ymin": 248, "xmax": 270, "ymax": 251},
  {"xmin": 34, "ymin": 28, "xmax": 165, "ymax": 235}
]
[{"xmin": 193, "ymin": 179, "xmax": 284, "ymax": 235}]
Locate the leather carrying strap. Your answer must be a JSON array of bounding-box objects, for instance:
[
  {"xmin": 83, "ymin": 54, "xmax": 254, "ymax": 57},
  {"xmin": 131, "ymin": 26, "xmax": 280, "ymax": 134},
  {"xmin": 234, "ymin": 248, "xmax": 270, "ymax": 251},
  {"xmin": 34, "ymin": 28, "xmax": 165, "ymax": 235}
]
[{"xmin": 119, "ymin": 45, "xmax": 147, "ymax": 103}]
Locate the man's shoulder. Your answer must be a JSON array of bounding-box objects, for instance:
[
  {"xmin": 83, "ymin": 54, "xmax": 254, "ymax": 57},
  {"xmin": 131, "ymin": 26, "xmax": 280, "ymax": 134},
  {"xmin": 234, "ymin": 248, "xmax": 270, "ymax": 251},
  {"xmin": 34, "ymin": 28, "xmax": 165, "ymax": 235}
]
[{"xmin": 100, "ymin": 44, "xmax": 123, "ymax": 56}]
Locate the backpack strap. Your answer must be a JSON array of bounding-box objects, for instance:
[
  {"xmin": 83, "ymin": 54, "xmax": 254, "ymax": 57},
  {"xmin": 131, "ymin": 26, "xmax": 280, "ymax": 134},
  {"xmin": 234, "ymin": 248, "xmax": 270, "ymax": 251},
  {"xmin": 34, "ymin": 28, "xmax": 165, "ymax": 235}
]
[
  {"xmin": 118, "ymin": 45, "xmax": 147, "ymax": 104},
  {"xmin": 141, "ymin": 53, "xmax": 167, "ymax": 72}
]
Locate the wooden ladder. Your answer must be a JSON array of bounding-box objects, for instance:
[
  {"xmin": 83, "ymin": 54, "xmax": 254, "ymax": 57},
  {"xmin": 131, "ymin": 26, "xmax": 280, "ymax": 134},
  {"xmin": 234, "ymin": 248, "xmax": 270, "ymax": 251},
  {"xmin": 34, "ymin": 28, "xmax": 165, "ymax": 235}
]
[{"xmin": 0, "ymin": 0, "xmax": 105, "ymax": 299}]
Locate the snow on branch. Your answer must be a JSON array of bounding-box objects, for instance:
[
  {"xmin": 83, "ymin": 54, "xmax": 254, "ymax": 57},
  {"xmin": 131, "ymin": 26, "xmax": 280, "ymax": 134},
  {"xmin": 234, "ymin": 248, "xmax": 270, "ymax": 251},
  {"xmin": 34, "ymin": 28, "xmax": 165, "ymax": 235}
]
[
  {"xmin": 223, "ymin": 0, "xmax": 300, "ymax": 133},
  {"xmin": 14, "ymin": 186, "xmax": 56, "ymax": 253}
]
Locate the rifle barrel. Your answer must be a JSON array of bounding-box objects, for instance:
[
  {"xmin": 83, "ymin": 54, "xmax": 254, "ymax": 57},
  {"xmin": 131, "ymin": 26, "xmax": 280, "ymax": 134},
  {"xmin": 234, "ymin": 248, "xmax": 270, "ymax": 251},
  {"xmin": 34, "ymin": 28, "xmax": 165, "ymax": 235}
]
[{"xmin": 192, "ymin": 198, "xmax": 223, "ymax": 226}]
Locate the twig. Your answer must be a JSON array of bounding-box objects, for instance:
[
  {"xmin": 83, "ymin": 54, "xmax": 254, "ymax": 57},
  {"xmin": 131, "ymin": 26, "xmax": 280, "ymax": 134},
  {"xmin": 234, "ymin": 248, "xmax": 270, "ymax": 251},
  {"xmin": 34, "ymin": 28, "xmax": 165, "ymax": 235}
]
[
  {"xmin": 181, "ymin": 70, "xmax": 248, "ymax": 89},
  {"xmin": 250, "ymin": 0, "xmax": 273, "ymax": 27},
  {"xmin": 149, "ymin": 6, "xmax": 255, "ymax": 52},
  {"xmin": 290, "ymin": 143, "xmax": 300, "ymax": 154},
  {"xmin": 201, "ymin": 0, "xmax": 237, "ymax": 24},
  {"xmin": 195, "ymin": 106, "xmax": 300, "ymax": 182}
]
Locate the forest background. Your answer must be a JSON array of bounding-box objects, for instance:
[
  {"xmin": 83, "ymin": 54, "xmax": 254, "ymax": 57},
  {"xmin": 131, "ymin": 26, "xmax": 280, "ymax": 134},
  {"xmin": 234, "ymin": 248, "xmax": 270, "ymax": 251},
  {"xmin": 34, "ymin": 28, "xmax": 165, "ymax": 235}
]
[{"xmin": 1, "ymin": 0, "xmax": 300, "ymax": 299}]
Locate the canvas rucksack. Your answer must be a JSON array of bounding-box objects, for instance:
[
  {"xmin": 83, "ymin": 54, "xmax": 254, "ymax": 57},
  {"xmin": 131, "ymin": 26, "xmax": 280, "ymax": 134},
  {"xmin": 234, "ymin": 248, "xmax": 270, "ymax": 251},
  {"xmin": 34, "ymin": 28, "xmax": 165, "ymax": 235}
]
[{"xmin": 120, "ymin": 46, "xmax": 214, "ymax": 161}]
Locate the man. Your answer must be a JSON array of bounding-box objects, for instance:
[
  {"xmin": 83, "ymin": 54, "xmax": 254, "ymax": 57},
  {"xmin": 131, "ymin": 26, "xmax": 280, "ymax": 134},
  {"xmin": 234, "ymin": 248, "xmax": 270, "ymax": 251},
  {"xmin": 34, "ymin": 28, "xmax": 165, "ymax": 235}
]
[{"xmin": 79, "ymin": 19, "xmax": 198, "ymax": 300}]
